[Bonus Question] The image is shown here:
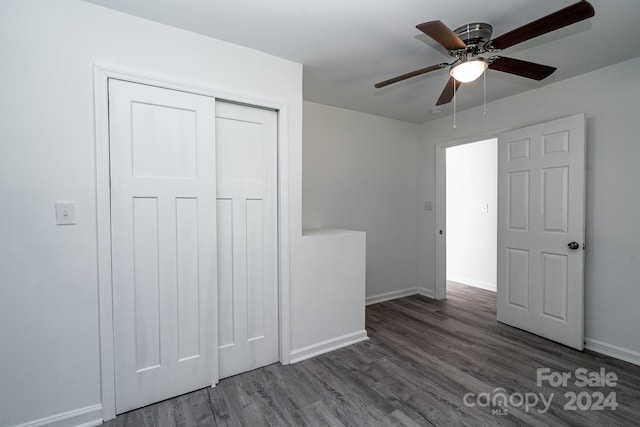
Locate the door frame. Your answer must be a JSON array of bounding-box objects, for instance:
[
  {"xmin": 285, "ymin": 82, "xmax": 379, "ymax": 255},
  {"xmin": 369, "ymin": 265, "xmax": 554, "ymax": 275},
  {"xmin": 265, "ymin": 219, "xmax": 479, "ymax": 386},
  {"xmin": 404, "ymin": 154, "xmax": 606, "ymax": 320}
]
[
  {"xmin": 93, "ymin": 64, "xmax": 291, "ymax": 420},
  {"xmin": 434, "ymin": 128, "xmax": 506, "ymax": 300}
]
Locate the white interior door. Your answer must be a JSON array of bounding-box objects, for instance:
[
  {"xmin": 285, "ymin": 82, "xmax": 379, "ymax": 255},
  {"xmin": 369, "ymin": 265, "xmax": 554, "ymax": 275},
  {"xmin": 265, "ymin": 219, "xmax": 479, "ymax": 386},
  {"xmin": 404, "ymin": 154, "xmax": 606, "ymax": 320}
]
[
  {"xmin": 216, "ymin": 102, "xmax": 279, "ymax": 379},
  {"xmin": 497, "ymin": 114, "xmax": 586, "ymax": 350},
  {"xmin": 109, "ymin": 79, "xmax": 217, "ymax": 413}
]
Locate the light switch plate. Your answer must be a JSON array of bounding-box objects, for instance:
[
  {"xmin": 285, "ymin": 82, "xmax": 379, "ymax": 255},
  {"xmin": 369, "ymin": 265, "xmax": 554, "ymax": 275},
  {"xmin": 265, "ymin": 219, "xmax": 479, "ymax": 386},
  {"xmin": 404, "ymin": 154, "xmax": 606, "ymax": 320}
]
[
  {"xmin": 424, "ymin": 201, "xmax": 433, "ymax": 211},
  {"xmin": 481, "ymin": 204, "xmax": 489, "ymax": 213},
  {"xmin": 56, "ymin": 202, "xmax": 76, "ymax": 225}
]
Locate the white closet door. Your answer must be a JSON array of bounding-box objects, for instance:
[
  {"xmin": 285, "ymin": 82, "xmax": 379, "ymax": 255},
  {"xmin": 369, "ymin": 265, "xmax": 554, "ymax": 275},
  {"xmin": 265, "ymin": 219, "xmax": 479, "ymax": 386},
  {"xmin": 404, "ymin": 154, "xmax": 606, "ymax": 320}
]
[
  {"xmin": 109, "ymin": 79, "xmax": 217, "ymax": 413},
  {"xmin": 216, "ymin": 102, "xmax": 279, "ymax": 379},
  {"xmin": 497, "ymin": 114, "xmax": 586, "ymax": 350}
]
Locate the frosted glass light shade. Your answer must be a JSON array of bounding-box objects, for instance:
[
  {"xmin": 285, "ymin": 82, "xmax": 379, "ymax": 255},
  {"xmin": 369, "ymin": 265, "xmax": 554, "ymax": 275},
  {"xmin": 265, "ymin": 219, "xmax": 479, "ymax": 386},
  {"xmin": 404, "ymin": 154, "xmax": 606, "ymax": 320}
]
[{"xmin": 450, "ymin": 59, "xmax": 487, "ymax": 83}]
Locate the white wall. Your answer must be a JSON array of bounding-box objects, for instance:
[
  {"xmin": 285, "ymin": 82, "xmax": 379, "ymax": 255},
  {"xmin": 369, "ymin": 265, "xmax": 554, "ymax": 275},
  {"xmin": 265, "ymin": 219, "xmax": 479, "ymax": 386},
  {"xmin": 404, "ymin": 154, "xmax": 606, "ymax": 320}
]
[
  {"xmin": 0, "ymin": 1, "xmax": 340, "ymax": 425},
  {"xmin": 303, "ymin": 101, "xmax": 422, "ymax": 299},
  {"xmin": 446, "ymin": 139, "xmax": 497, "ymax": 291},
  {"xmin": 418, "ymin": 56, "xmax": 640, "ymax": 361},
  {"xmin": 292, "ymin": 229, "xmax": 367, "ymax": 362}
]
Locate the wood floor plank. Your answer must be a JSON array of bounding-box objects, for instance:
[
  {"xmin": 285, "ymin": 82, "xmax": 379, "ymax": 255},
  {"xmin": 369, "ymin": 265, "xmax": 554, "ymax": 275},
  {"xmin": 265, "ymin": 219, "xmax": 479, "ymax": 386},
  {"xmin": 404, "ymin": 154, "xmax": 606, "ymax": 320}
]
[
  {"xmin": 297, "ymin": 400, "xmax": 346, "ymax": 427},
  {"xmin": 390, "ymin": 409, "xmax": 425, "ymax": 427},
  {"xmin": 104, "ymin": 282, "xmax": 640, "ymax": 426}
]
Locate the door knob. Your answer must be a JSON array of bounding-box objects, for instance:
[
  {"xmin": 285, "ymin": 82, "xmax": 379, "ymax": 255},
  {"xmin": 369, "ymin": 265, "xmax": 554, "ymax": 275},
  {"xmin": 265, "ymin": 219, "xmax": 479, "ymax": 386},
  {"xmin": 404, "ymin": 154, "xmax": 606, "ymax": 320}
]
[{"xmin": 568, "ymin": 242, "xmax": 580, "ymax": 250}]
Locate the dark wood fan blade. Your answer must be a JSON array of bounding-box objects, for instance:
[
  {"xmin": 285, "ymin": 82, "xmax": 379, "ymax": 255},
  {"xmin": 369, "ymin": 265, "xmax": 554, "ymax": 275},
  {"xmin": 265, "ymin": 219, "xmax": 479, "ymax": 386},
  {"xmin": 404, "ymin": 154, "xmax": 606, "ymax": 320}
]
[
  {"xmin": 436, "ymin": 77, "xmax": 462, "ymax": 105},
  {"xmin": 491, "ymin": 1, "xmax": 595, "ymax": 50},
  {"xmin": 416, "ymin": 21, "xmax": 466, "ymax": 51},
  {"xmin": 374, "ymin": 63, "xmax": 448, "ymax": 88},
  {"xmin": 489, "ymin": 56, "xmax": 556, "ymax": 80}
]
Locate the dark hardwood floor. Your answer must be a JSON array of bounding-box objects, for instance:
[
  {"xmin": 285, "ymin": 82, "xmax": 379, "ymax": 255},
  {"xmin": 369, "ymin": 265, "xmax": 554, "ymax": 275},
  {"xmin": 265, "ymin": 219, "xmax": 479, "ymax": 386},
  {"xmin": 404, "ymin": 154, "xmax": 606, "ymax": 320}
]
[{"xmin": 105, "ymin": 282, "xmax": 640, "ymax": 426}]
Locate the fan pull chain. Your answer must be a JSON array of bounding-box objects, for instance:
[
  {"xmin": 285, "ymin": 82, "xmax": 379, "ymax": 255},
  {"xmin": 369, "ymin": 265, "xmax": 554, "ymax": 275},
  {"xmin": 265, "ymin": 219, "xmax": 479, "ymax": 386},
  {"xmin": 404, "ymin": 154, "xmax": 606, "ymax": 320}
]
[
  {"xmin": 483, "ymin": 68, "xmax": 487, "ymax": 117},
  {"xmin": 453, "ymin": 82, "xmax": 457, "ymax": 129}
]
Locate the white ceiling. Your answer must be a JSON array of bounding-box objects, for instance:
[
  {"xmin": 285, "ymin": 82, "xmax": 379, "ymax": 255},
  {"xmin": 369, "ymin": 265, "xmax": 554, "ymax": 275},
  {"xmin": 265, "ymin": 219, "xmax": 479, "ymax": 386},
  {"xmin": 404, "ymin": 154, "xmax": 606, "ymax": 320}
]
[{"xmin": 84, "ymin": 0, "xmax": 640, "ymax": 123}]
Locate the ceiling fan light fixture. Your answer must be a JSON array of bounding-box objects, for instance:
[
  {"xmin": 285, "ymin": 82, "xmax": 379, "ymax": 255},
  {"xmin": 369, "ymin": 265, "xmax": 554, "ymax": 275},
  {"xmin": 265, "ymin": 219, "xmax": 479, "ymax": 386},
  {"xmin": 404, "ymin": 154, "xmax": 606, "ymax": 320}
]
[{"xmin": 450, "ymin": 58, "xmax": 487, "ymax": 83}]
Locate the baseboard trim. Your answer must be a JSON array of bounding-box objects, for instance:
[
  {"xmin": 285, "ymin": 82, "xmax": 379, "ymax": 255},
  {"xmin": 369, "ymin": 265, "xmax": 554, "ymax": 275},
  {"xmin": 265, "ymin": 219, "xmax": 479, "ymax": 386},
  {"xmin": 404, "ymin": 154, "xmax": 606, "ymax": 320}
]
[
  {"xmin": 416, "ymin": 288, "xmax": 436, "ymax": 299},
  {"xmin": 365, "ymin": 288, "xmax": 419, "ymax": 306},
  {"xmin": 290, "ymin": 330, "xmax": 368, "ymax": 364},
  {"xmin": 14, "ymin": 404, "xmax": 102, "ymax": 427},
  {"xmin": 447, "ymin": 276, "xmax": 497, "ymax": 292},
  {"xmin": 366, "ymin": 287, "xmax": 437, "ymax": 305},
  {"xmin": 584, "ymin": 338, "xmax": 640, "ymax": 366}
]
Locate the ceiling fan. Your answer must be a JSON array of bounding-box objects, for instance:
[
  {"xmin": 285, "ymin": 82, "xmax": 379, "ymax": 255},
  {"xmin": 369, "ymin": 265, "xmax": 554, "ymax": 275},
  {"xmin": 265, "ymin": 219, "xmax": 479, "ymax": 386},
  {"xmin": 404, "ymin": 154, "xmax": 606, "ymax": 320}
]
[{"xmin": 374, "ymin": 0, "xmax": 595, "ymax": 106}]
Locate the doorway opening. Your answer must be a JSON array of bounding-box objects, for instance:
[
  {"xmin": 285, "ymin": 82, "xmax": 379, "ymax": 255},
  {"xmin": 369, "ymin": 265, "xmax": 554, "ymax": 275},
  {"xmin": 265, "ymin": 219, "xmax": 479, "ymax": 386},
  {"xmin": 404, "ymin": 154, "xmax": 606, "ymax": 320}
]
[
  {"xmin": 435, "ymin": 116, "xmax": 586, "ymax": 350},
  {"xmin": 444, "ymin": 138, "xmax": 497, "ymax": 297}
]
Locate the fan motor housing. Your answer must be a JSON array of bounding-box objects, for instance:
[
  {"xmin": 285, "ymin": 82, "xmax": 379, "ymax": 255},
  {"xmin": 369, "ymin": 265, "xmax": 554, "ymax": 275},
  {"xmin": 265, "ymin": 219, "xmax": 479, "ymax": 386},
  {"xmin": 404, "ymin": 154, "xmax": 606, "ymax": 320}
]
[{"xmin": 453, "ymin": 22, "xmax": 493, "ymax": 48}]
